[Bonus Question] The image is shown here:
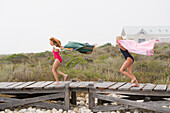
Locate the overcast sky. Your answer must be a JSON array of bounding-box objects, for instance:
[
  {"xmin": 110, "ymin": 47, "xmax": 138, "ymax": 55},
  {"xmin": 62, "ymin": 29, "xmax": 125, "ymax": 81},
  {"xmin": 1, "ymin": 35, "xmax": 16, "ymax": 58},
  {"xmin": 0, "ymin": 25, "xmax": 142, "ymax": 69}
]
[{"xmin": 0, "ymin": 0, "xmax": 170, "ymax": 55}]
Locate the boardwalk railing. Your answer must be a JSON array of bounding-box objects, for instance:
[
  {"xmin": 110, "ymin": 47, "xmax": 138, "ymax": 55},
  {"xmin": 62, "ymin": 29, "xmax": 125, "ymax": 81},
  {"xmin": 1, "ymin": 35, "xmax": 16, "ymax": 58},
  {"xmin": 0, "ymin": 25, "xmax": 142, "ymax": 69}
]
[{"xmin": 0, "ymin": 80, "xmax": 170, "ymax": 112}]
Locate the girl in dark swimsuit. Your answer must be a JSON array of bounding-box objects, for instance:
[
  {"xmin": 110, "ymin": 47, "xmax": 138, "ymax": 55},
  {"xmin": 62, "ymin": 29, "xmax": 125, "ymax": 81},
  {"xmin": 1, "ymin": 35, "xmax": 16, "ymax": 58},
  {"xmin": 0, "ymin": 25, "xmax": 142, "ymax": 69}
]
[{"xmin": 116, "ymin": 36, "xmax": 139, "ymax": 87}]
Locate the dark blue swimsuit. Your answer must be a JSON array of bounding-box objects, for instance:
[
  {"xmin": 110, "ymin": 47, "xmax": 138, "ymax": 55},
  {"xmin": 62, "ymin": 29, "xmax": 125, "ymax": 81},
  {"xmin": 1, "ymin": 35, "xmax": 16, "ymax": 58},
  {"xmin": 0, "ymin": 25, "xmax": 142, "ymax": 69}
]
[{"xmin": 120, "ymin": 48, "xmax": 134, "ymax": 62}]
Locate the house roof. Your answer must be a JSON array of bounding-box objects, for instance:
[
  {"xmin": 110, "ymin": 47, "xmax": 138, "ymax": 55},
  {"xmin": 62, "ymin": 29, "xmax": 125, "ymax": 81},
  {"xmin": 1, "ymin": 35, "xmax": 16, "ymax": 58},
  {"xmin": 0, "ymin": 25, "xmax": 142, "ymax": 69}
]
[{"xmin": 121, "ymin": 26, "xmax": 170, "ymax": 36}]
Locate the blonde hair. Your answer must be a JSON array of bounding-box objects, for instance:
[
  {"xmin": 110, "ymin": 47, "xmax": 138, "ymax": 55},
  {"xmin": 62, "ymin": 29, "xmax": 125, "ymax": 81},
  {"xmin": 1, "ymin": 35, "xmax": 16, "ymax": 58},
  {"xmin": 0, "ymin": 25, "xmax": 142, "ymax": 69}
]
[
  {"xmin": 116, "ymin": 36, "xmax": 124, "ymax": 41},
  {"xmin": 50, "ymin": 37, "xmax": 61, "ymax": 47}
]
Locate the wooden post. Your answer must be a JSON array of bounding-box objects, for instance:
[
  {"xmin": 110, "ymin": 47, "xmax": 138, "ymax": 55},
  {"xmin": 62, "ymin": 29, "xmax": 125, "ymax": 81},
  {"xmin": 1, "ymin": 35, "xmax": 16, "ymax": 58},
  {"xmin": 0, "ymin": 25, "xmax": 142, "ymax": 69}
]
[
  {"xmin": 64, "ymin": 83, "xmax": 70, "ymax": 110},
  {"xmin": 97, "ymin": 79, "xmax": 103, "ymax": 105},
  {"xmin": 71, "ymin": 80, "xmax": 77, "ymax": 105},
  {"xmin": 88, "ymin": 84, "xmax": 95, "ymax": 110}
]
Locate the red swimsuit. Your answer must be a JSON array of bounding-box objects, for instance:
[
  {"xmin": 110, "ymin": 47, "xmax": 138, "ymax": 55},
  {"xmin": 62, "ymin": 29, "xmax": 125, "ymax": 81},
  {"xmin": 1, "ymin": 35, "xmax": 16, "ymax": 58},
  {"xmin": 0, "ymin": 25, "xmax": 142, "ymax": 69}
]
[{"xmin": 53, "ymin": 49, "xmax": 62, "ymax": 63}]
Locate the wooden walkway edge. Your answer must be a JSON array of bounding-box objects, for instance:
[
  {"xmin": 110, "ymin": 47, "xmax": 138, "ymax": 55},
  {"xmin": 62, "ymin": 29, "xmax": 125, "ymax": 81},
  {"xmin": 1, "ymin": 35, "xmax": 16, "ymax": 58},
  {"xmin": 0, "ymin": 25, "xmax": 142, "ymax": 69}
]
[{"xmin": 0, "ymin": 80, "xmax": 170, "ymax": 113}]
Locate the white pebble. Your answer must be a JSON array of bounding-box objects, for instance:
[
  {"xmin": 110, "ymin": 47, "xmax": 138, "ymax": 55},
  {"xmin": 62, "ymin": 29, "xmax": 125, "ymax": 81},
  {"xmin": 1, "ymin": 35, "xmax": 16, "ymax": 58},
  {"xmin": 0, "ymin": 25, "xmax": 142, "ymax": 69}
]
[
  {"xmin": 111, "ymin": 112, "xmax": 116, "ymax": 113},
  {"xmin": 103, "ymin": 103, "xmax": 108, "ymax": 106},
  {"xmin": 79, "ymin": 101, "xmax": 85, "ymax": 106},
  {"xmin": 116, "ymin": 111, "xmax": 121, "ymax": 113},
  {"xmin": 73, "ymin": 107, "xmax": 78, "ymax": 113},
  {"xmin": 52, "ymin": 108, "xmax": 58, "ymax": 113},
  {"xmin": 136, "ymin": 100, "xmax": 143, "ymax": 102},
  {"xmin": 77, "ymin": 97, "xmax": 84, "ymax": 101},
  {"xmin": 95, "ymin": 98, "xmax": 98, "ymax": 104},
  {"xmin": 0, "ymin": 112, "xmax": 5, "ymax": 113},
  {"xmin": 5, "ymin": 109, "xmax": 11, "ymax": 112},
  {"xmin": 45, "ymin": 110, "xmax": 52, "ymax": 113},
  {"xmin": 134, "ymin": 109, "xmax": 139, "ymax": 113},
  {"xmin": 19, "ymin": 109, "xmax": 27, "ymax": 113},
  {"xmin": 97, "ymin": 112, "xmax": 102, "ymax": 113},
  {"xmin": 68, "ymin": 110, "xmax": 75, "ymax": 113}
]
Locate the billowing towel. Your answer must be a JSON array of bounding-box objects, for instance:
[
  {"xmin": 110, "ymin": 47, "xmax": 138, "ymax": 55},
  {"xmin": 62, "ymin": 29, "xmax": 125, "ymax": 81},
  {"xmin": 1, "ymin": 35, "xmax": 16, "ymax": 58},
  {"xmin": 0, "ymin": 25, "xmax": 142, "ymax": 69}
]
[
  {"xmin": 63, "ymin": 41, "xmax": 96, "ymax": 54},
  {"xmin": 117, "ymin": 39, "xmax": 159, "ymax": 56}
]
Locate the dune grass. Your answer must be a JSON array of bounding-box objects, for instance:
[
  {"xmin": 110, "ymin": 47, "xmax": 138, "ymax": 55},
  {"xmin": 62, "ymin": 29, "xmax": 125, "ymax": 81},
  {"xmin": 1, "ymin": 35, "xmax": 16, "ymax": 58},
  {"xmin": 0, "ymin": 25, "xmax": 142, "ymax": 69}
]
[{"xmin": 0, "ymin": 43, "xmax": 169, "ymax": 84}]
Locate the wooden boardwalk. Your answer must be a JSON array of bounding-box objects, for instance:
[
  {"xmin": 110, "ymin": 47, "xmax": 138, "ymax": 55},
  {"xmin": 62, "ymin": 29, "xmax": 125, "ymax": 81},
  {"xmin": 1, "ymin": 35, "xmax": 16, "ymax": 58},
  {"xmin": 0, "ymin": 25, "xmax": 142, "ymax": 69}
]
[{"xmin": 0, "ymin": 80, "xmax": 170, "ymax": 112}]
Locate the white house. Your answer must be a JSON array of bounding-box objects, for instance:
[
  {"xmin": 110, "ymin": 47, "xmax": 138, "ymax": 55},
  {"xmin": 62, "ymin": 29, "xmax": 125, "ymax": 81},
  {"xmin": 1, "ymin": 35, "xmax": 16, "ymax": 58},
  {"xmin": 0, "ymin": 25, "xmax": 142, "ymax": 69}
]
[{"xmin": 121, "ymin": 26, "xmax": 170, "ymax": 43}]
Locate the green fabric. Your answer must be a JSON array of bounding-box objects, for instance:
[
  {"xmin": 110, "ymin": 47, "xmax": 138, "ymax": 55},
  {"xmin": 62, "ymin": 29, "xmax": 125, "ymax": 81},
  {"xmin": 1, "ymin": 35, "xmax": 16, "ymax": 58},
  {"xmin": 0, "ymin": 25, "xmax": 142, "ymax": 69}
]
[
  {"xmin": 63, "ymin": 41, "xmax": 95, "ymax": 54},
  {"xmin": 64, "ymin": 41, "xmax": 85, "ymax": 50}
]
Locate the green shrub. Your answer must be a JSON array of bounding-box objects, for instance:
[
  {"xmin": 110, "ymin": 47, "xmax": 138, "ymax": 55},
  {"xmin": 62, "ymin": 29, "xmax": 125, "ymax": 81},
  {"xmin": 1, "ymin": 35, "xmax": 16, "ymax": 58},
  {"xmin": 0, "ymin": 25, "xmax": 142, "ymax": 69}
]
[
  {"xmin": 162, "ymin": 45, "xmax": 169, "ymax": 49},
  {"xmin": 33, "ymin": 51, "xmax": 53, "ymax": 58},
  {"xmin": 5, "ymin": 54, "xmax": 29, "ymax": 63},
  {"xmin": 66, "ymin": 57, "xmax": 87, "ymax": 68},
  {"xmin": 99, "ymin": 43, "xmax": 112, "ymax": 48},
  {"xmin": 154, "ymin": 54, "xmax": 169, "ymax": 60},
  {"xmin": 162, "ymin": 49, "xmax": 170, "ymax": 57},
  {"xmin": 95, "ymin": 55, "xmax": 109, "ymax": 63}
]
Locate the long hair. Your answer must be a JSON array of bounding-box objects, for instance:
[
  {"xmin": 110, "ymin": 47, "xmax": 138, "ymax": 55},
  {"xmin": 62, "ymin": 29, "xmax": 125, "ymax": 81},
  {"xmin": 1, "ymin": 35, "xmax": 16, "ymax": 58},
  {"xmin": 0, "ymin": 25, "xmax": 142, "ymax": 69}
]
[
  {"xmin": 50, "ymin": 37, "xmax": 61, "ymax": 47},
  {"xmin": 116, "ymin": 36, "xmax": 124, "ymax": 41}
]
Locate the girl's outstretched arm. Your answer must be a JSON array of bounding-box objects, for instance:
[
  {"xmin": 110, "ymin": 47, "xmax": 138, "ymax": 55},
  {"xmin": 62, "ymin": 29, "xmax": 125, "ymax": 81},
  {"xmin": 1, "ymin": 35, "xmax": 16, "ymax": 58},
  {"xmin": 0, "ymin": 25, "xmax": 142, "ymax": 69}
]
[
  {"xmin": 117, "ymin": 42, "xmax": 126, "ymax": 51},
  {"xmin": 53, "ymin": 45, "xmax": 61, "ymax": 51},
  {"xmin": 60, "ymin": 46, "xmax": 64, "ymax": 49}
]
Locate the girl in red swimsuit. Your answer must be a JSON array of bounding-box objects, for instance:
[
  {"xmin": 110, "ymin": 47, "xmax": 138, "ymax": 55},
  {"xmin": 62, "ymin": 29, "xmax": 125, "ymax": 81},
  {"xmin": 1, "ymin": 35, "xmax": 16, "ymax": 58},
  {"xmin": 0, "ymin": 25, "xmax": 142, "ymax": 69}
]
[{"xmin": 49, "ymin": 37, "xmax": 68, "ymax": 85}]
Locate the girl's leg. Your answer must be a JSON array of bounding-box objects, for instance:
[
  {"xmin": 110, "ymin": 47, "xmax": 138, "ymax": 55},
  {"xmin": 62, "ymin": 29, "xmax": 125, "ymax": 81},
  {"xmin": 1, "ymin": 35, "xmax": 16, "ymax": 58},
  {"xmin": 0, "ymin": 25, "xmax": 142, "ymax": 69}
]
[
  {"xmin": 52, "ymin": 59, "xmax": 60, "ymax": 84},
  {"xmin": 120, "ymin": 58, "xmax": 134, "ymax": 80},
  {"xmin": 127, "ymin": 64, "xmax": 139, "ymax": 87},
  {"xmin": 57, "ymin": 71, "xmax": 68, "ymax": 81},
  {"xmin": 127, "ymin": 64, "xmax": 136, "ymax": 83}
]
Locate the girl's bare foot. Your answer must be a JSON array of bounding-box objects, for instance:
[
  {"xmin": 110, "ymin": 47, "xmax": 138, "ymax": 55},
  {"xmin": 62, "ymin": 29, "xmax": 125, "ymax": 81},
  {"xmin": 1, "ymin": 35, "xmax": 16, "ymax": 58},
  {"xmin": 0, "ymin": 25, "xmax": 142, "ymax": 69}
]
[
  {"xmin": 132, "ymin": 84, "xmax": 139, "ymax": 87},
  {"xmin": 53, "ymin": 82, "xmax": 60, "ymax": 85},
  {"xmin": 64, "ymin": 74, "xmax": 68, "ymax": 81},
  {"xmin": 131, "ymin": 79, "xmax": 139, "ymax": 87},
  {"xmin": 131, "ymin": 78, "xmax": 136, "ymax": 84}
]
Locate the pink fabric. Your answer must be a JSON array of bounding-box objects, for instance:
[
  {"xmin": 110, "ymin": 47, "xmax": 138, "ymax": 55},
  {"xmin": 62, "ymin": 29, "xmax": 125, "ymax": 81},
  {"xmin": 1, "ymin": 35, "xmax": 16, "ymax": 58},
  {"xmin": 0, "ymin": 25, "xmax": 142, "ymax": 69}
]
[
  {"xmin": 117, "ymin": 39, "xmax": 159, "ymax": 56},
  {"xmin": 53, "ymin": 49, "xmax": 62, "ymax": 63}
]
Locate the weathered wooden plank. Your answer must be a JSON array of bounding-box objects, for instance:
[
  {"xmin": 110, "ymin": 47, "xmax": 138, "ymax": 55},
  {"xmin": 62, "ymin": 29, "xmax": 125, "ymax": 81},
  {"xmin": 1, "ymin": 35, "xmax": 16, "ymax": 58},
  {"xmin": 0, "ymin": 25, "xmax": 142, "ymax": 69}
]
[
  {"xmin": 25, "ymin": 81, "xmax": 53, "ymax": 89},
  {"xmin": 5, "ymin": 82, "xmax": 25, "ymax": 89},
  {"xmin": 88, "ymin": 88, "xmax": 95, "ymax": 109},
  {"xmin": 109, "ymin": 82, "xmax": 126, "ymax": 90},
  {"xmin": 44, "ymin": 81, "xmax": 71, "ymax": 89},
  {"xmin": 14, "ymin": 81, "xmax": 36, "ymax": 89},
  {"xmin": 64, "ymin": 83, "xmax": 70, "ymax": 110},
  {"xmin": 24, "ymin": 81, "xmax": 46, "ymax": 89},
  {"xmin": 130, "ymin": 84, "xmax": 145, "ymax": 91},
  {"xmin": 147, "ymin": 100, "xmax": 170, "ymax": 106},
  {"xmin": 33, "ymin": 81, "xmax": 54, "ymax": 89},
  {"xmin": 93, "ymin": 105, "xmax": 135, "ymax": 112},
  {"xmin": 142, "ymin": 84, "xmax": 156, "ymax": 91},
  {"xmin": 94, "ymin": 82, "xmax": 116, "ymax": 89},
  {"xmin": 69, "ymin": 81, "xmax": 84, "ymax": 88},
  {"xmin": 166, "ymin": 85, "xmax": 170, "ymax": 92},
  {"xmin": 0, "ymin": 93, "xmax": 64, "ymax": 110},
  {"xmin": 154, "ymin": 85, "xmax": 167, "ymax": 91},
  {"xmin": 93, "ymin": 94, "xmax": 170, "ymax": 113},
  {"xmin": 78, "ymin": 81, "xmax": 95, "ymax": 88},
  {"xmin": 28, "ymin": 102, "xmax": 65, "ymax": 110},
  {"xmin": 0, "ymin": 97, "xmax": 19, "ymax": 102},
  {"xmin": 0, "ymin": 82, "xmax": 17, "ymax": 89},
  {"xmin": 89, "ymin": 88, "xmax": 170, "ymax": 97},
  {"xmin": 118, "ymin": 83, "xmax": 132, "ymax": 91},
  {"xmin": 69, "ymin": 81, "xmax": 95, "ymax": 88},
  {"xmin": 0, "ymin": 89, "xmax": 65, "ymax": 94},
  {"xmin": 0, "ymin": 97, "xmax": 66, "ymax": 110}
]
